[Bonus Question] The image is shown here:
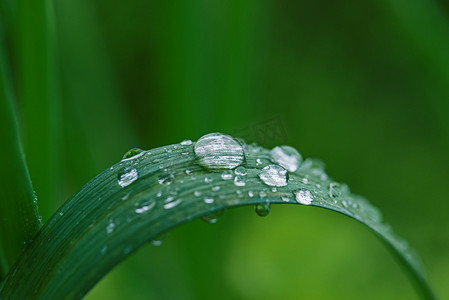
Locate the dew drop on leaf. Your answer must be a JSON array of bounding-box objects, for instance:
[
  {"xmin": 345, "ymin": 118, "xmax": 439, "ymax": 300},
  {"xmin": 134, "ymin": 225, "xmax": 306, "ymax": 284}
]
[
  {"xmin": 180, "ymin": 139, "xmax": 193, "ymax": 146},
  {"xmin": 194, "ymin": 133, "xmax": 245, "ymax": 170},
  {"xmin": 234, "ymin": 175, "xmax": 247, "ymax": 187},
  {"xmin": 204, "ymin": 197, "xmax": 214, "ymax": 204},
  {"xmin": 150, "ymin": 233, "xmax": 166, "ymax": 246},
  {"xmin": 163, "ymin": 198, "xmax": 182, "ymax": 209},
  {"xmin": 255, "ymin": 202, "xmax": 271, "ymax": 217},
  {"xmin": 122, "ymin": 148, "xmax": 145, "ymax": 160},
  {"xmin": 117, "ymin": 167, "xmax": 138, "ymax": 187},
  {"xmin": 135, "ymin": 201, "xmax": 156, "ymax": 214},
  {"xmin": 270, "ymin": 145, "xmax": 302, "ymax": 172},
  {"xmin": 234, "ymin": 166, "xmax": 247, "ymax": 176},
  {"xmin": 221, "ymin": 170, "xmax": 233, "ymax": 180},
  {"xmin": 329, "ymin": 182, "xmax": 342, "ymax": 199},
  {"xmin": 106, "ymin": 221, "xmax": 115, "ymax": 234},
  {"xmin": 295, "ymin": 189, "xmax": 313, "ymax": 205},
  {"xmin": 259, "ymin": 164, "xmax": 288, "ymax": 187}
]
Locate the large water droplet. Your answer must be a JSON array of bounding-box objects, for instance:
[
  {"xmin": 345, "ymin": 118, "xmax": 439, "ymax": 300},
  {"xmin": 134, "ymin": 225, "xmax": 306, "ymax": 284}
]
[
  {"xmin": 255, "ymin": 202, "xmax": 271, "ymax": 217},
  {"xmin": 259, "ymin": 164, "xmax": 288, "ymax": 187},
  {"xmin": 194, "ymin": 133, "xmax": 244, "ymax": 170},
  {"xmin": 270, "ymin": 146, "xmax": 302, "ymax": 172},
  {"xmin": 122, "ymin": 148, "xmax": 145, "ymax": 160},
  {"xmin": 295, "ymin": 189, "xmax": 313, "ymax": 205},
  {"xmin": 117, "ymin": 167, "xmax": 138, "ymax": 187}
]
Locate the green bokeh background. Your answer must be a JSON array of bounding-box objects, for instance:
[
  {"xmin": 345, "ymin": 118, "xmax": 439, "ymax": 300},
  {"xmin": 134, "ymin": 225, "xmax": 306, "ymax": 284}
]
[{"xmin": 4, "ymin": 0, "xmax": 449, "ymax": 299}]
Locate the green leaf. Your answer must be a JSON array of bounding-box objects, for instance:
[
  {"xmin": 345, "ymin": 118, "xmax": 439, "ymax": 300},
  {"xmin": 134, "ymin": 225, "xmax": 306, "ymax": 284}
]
[
  {"xmin": 0, "ymin": 36, "xmax": 41, "ymax": 278},
  {"xmin": 0, "ymin": 134, "xmax": 435, "ymax": 299}
]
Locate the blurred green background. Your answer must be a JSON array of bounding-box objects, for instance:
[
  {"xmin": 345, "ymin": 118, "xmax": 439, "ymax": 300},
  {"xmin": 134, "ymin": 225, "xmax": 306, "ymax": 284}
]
[{"xmin": 3, "ymin": 0, "xmax": 449, "ymax": 299}]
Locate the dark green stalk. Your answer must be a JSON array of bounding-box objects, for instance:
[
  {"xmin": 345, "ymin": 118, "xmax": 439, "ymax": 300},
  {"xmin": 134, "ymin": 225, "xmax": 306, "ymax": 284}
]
[
  {"xmin": 15, "ymin": 0, "xmax": 61, "ymax": 221},
  {"xmin": 0, "ymin": 41, "xmax": 41, "ymax": 278}
]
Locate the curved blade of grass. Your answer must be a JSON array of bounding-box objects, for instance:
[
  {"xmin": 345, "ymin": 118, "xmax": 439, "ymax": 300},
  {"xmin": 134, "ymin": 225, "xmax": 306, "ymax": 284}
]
[
  {"xmin": 0, "ymin": 136, "xmax": 435, "ymax": 299},
  {"xmin": 0, "ymin": 40, "xmax": 41, "ymax": 278}
]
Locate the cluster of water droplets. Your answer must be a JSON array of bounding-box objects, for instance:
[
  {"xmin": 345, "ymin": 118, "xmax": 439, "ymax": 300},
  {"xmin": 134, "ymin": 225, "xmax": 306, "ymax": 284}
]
[
  {"xmin": 116, "ymin": 136, "xmax": 365, "ymax": 237},
  {"xmin": 111, "ymin": 133, "xmax": 424, "ymax": 274}
]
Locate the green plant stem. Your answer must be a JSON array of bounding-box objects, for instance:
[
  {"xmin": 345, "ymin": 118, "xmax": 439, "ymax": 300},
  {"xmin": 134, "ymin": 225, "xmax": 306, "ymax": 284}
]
[
  {"xmin": 16, "ymin": 0, "xmax": 61, "ymax": 221},
  {"xmin": 0, "ymin": 42, "xmax": 41, "ymax": 279}
]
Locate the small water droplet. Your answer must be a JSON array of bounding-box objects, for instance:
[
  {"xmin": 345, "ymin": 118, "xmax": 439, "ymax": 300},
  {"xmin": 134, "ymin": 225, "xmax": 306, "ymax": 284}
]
[
  {"xmin": 201, "ymin": 210, "xmax": 224, "ymax": 223},
  {"xmin": 234, "ymin": 175, "xmax": 247, "ymax": 186},
  {"xmin": 158, "ymin": 174, "xmax": 174, "ymax": 185},
  {"xmin": 122, "ymin": 148, "xmax": 145, "ymax": 160},
  {"xmin": 320, "ymin": 173, "xmax": 328, "ymax": 181},
  {"xmin": 58, "ymin": 212, "xmax": 64, "ymax": 216},
  {"xmin": 180, "ymin": 139, "xmax": 193, "ymax": 146},
  {"xmin": 106, "ymin": 221, "xmax": 115, "ymax": 234},
  {"xmin": 150, "ymin": 233, "xmax": 166, "ymax": 246},
  {"xmin": 212, "ymin": 186, "xmax": 221, "ymax": 191},
  {"xmin": 256, "ymin": 158, "xmax": 263, "ymax": 166},
  {"xmin": 101, "ymin": 246, "xmax": 108, "ymax": 254},
  {"xmin": 185, "ymin": 169, "xmax": 192, "ymax": 175},
  {"xmin": 204, "ymin": 197, "xmax": 214, "ymax": 204},
  {"xmin": 234, "ymin": 166, "xmax": 247, "ymax": 176},
  {"xmin": 302, "ymin": 178, "xmax": 309, "ymax": 184},
  {"xmin": 295, "ymin": 189, "xmax": 313, "ymax": 205},
  {"xmin": 270, "ymin": 146, "xmax": 302, "ymax": 172},
  {"xmin": 194, "ymin": 133, "xmax": 245, "ymax": 170},
  {"xmin": 205, "ymin": 177, "xmax": 213, "ymax": 183},
  {"xmin": 259, "ymin": 191, "xmax": 267, "ymax": 198},
  {"xmin": 156, "ymin": 191, "xmax": 162, "ymax": 197},
  {"xmin": 259, "ymin": 164, "xmax": 288, "ymax": 187},
  {"xmin": 281, "ymin": 195, "xmax": 291, "ymax": 202},
  {"xmin": 194, "ymin": 190, "xmax": 202, "ymax": 197},
  {"xmin": 248, "ymin": 191, "xmax": 254, "ymax": 197},
  {"xmin": 163, "ymin": 198, "xmax": 183, "ymax": 209},
  {"xmin": 329, "ymin": 182, "xmax": 342, "ymax": 199},
  {"xmin": 221, "ymin": 170, "xmax": 233, "ymax": 180},
  {"xmin": 255, "ymin": 202, "xmax": 271, "ymax": 217},
  {"xmin": 135, "ymin": 201, "xmax": 156, "ymax": 214},
  {"xmin": 118, "ymin": 167, "xmax": 138, "ymax": 187}
]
